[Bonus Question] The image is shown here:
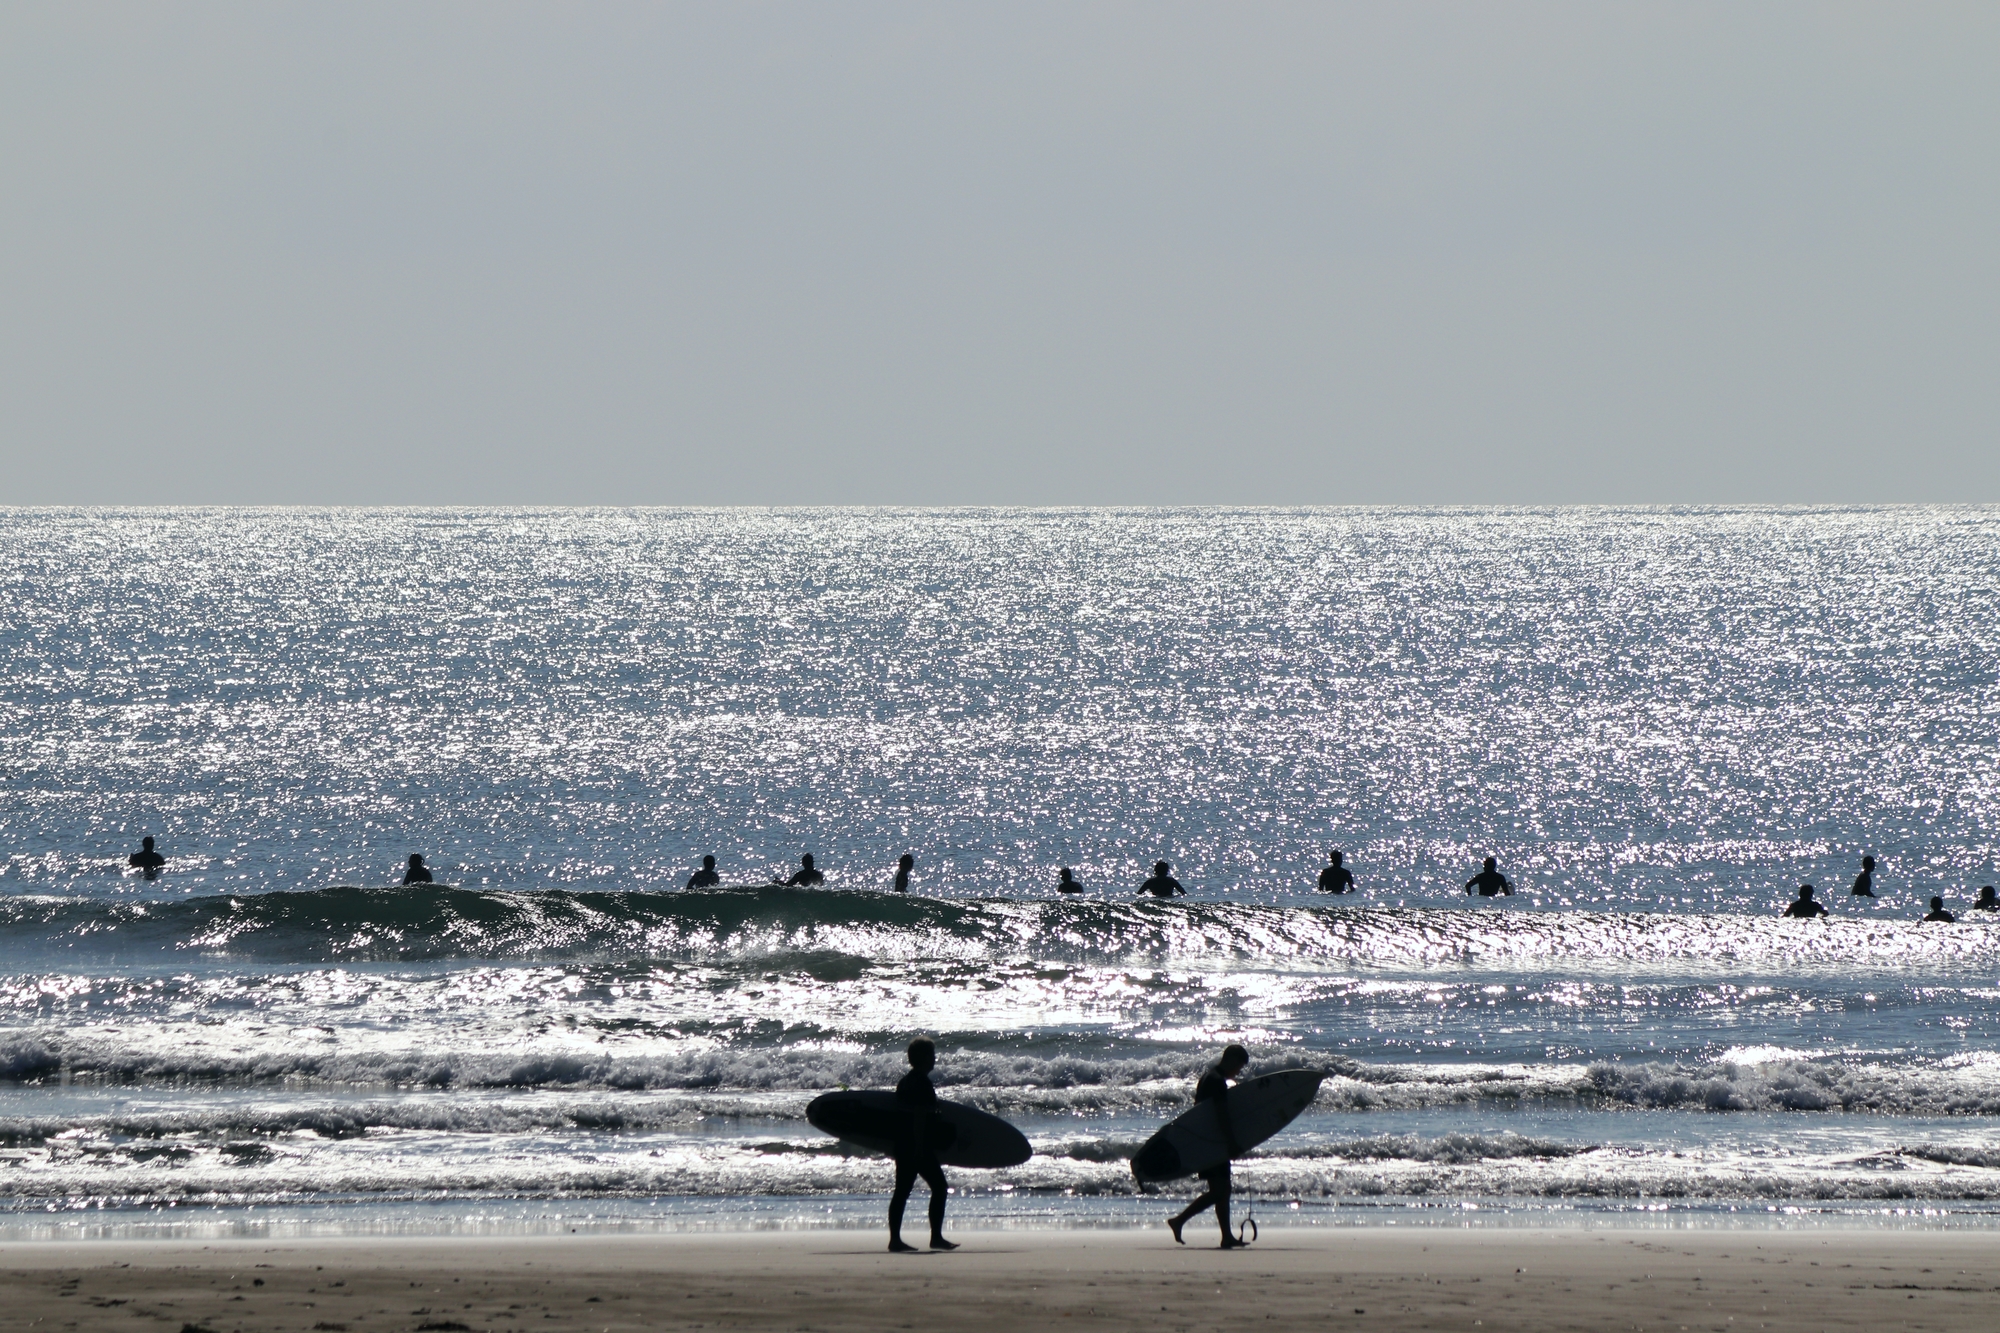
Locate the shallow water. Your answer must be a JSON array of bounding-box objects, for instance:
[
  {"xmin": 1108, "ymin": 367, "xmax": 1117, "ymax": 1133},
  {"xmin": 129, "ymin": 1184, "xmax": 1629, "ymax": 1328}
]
[{"xmin": 3, "ymin": 507, "xmax": 1998, "ymax": 1237}]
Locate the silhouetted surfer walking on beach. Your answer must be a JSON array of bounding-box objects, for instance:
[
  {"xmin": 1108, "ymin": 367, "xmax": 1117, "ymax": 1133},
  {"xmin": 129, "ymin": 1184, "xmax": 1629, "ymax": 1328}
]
[
  {"xmin": 1139, "ymin": 861, "xmax": 1186, "ymax": 897},
  {"xmin": 127, "ymin": 835, "xmax": 166, "ymax": 881},
  {"xmin": 1167, "ymin": 1044, "xmax": 1249, "ymax": 1249},
  {"xmin": 1850, "ymin": 855, "xmax": 1878, "ymax": 897},
  {"xmin": 785, "ymin": 854, "xmax": 825, "ymax": 887},
  {"xmin": 1317, "ymin": 850, "xmax": 1355, "ymax": 894},
  {"xmin": 685, "ymin": 855, "xmax": 720, "ymax": 889},
  {"xmin": 887, "ymin": 1037, "xmax": 956, "ymax": 1253},
  {"xmin": 402, "ymin": 853, "xmax": 433, "ymax": 885},
  {"xmin": 1783, "ymin": 884, "xmax": 1828, "ymax": 918},
  {"xmin": 1464, "ymin": 857, "xmax": 1512, "ymax": 897}
]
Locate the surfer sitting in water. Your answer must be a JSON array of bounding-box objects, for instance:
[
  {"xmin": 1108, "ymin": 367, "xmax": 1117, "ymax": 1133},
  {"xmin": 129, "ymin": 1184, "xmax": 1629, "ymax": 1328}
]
[
  {"xmin": 892, "ymin": 853, "xmax": 914, "ymax": 893},
  {"xmin": 1138, "ymin": 861, "xmax": 1186, "ymax": 897},
  {"xmin": 1851, "ymin": 855, "xmax": 1877, "ymax": 897},
  {"xmin": 887, "ymin": 1037, "xmax": 956, "ymax": 1253},
  {"xmin": 1317, "ymin": 850, "xmax": 1355, "ymax": 894},
  {"xmin": 1168, "ymin": 1044, "xmax": 1250, "ymax": 1250},
  {"xmin": 1923, "ymin": 895, "xmax": 1956, "ymax": 923},
  {"xmin": 685, "ymin": 855, "xmax": 721, "ymax": 889},
  {"xmin": 1056, "ymin": 867, "xmax": 1083, "ymax": 894},
  {"xmin": 785, "ymin": 854, "xmax": 825, "ymax": 887},
  {"xmin": 402, "ymin": 853, "xmax": 433, "ymax": 885},
  {"xmin": 1464, "ymin": 857, "xmax": 1512, "ymax": 897},
  {"xmin": 1975, "ymin": 886, "xmax": 1999, "ymax": 912},
  {"xmin": 1782, "ymin": 884, "xmax": 1829, "ymax": 918},
  {"xmin": 127, "ymin": 835, "xmax": 166, "ymax": 881}
]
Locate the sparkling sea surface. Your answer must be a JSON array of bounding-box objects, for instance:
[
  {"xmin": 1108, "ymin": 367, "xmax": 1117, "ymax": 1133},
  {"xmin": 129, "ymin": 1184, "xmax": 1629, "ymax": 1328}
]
[{"xmin": 2, "ymin": 506, "xmax": 1998, "ymax": 1238}]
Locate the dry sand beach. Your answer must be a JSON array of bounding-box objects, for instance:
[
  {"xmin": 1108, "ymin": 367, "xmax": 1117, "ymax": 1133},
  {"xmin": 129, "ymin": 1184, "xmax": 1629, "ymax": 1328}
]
[{"xmin": 3, "ymin": 1228, "xmax": 1996, "ymax": 1333}]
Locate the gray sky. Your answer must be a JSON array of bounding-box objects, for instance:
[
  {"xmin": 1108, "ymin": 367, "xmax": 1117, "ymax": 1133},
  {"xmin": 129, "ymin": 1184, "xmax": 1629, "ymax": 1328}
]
[{"xmin": 3, "ymin": 2, "xmax": 1996, "ymax": 504}]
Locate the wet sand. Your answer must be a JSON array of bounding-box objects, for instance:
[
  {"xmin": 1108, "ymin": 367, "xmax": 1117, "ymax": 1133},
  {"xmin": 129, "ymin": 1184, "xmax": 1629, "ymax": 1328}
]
[{"xmin": 3, "ymin": 1227, "xmax": 1996, "ymax": 1332}]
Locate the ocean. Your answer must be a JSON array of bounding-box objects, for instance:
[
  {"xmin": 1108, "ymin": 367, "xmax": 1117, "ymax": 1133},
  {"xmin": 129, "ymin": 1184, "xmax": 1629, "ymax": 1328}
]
[{"xmin": 2, "ymin": 506, "xmax": 1997, "ymax": 1240}]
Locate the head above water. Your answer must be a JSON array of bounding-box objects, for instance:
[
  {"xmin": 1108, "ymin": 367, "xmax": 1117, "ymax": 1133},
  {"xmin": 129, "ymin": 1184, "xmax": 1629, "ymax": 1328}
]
[
  {"xmin": 702, "ymin": 855, "xmax": 715, "ymax": 869},
  {"xmin": 800, "ymin": 853, "xmax": 814, "ymax": 868},
  {"xmin": 1930, "ymin": 896, "xmax": 1944, "ymax": 910},
  {"xmin": 1058, "ymin": 867, "xmax": 1074, "ymax": 882},
  {"xmin": 1483, "ymin": 856, "xmax": 1497, "ymax": 872},
  {"xmin": 1153, "ymin": 860, "xmax": 1170, "ymax": 876},
  {"xmin": 1218, "ymin": 1044, "xmax": 1250, "ymax": 1075},
  {"xmin": 1797, "ymin": 884, "xmax": 1815, "ymax": 899},
  {"xmin": 907, "ymin": 1037, "xmax": 936, "ymax": 1072},
  {"xmin": 1980, "ymin": 886, "xmax": 1999, "ymax": 904},
  {"xmin": 408, "ymin": 853, "xmax": 425, "ymax": 867},
  {"xmin": 141, "ymin": 836, "xmax": 155, "ymax": 851},
  {"xmin": 1329, "ymin": 850, "xmax": 1343, "ymax": 866},
  {"xmin": 1862, "ymin": 855, "xmax": 1876, "ymax": 870},
  {"xmin": 898, "ymin": 853, "xmax": 914, "ymax": 871}
]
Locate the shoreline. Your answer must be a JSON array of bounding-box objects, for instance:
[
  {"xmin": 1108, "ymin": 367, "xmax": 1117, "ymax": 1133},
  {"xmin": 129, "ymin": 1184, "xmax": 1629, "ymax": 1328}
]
[{"xmin": 5, "ymin": 1227, "xmax": 1998, "ymax": 1331}]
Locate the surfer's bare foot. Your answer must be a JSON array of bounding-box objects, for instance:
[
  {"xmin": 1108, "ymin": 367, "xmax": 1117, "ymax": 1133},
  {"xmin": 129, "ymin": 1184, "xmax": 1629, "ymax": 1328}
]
[
  {"xmin": 929, "ymin": 1236, "xmax": 958, "ymax": 1251},
  {"xmin": 1168, "ymin": 1216, "xmax": 1186, "ymax": 1244},
  {"xmin": 888, "ymin": 1238, "xmax": 919, "ymax": 1253}
]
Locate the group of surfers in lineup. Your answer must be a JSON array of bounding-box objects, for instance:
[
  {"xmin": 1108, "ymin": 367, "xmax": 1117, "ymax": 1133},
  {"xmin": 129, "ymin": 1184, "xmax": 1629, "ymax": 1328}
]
[
  {"xmin": 124, "ymin": 835, "xmax": 2000, "ymax": 916},
  {"xmin": 885, "ymin": 1035, "xmax": 1255, "ymax": 1252}
]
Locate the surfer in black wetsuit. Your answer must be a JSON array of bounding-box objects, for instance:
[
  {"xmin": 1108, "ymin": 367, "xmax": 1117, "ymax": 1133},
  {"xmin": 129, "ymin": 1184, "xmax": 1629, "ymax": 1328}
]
[
  {"xmin": 1464, "ymin": 857, "xmax": 1512, "ymax": 897},
  {"xmin": 685, "ymin": 855, "xmax": 721, "ymax": 889},
  {"xmin": 1974, "ymin": 886, "xmax": 1999, "ymax": 912},
  {"xmin": 1139, "ymin": 861, "xmax": 1186, "ymax": 898},
  {"xmin": 1057, "ymin": 867, "xmax": 1083, "ymax": 894},
  {"xmin": 1317, "ymin": 850, "xmax": 1355, "ymax": 894},
  {"xmin": 1782, "ymin": 884, "xmax": 1828, "ymax": 918},
  {"xmin": 1168, "ymin": 1043, "xmax": 1250, "ymax": 1249},
  {"xmin": 127, "ymin": 835, "xmax": 166, "ymax": 881},
  {"xmin": 1923, "ymin": 895, "xmax": 1956, "ymax": 923},
  {"xmin": 892, "ymin": 853, "xmax": 914, "ymax": 893},
  {"xmin": 887, "ymin": 1037, "xmax": 956, "ymax": 1253},
  {"xmin": 785, "ymin": 854, "xmax": 825, "ymax": 887},
  {"xmin": 1850, "ymin": 855, "xmax": 1877, "ymax": 897},
  {"xmin": 402, "ymin": 853, "xmax": 433, "ymax": 885}
]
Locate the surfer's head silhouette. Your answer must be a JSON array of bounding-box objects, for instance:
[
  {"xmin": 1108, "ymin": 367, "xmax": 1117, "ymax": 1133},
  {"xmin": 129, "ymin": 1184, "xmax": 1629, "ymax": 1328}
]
[
  {"xmin": 1483, "ymin": 856, "xmax": 1497, "ymax": 872},
  {"xmin": 1218, "ymin": 1044, "xmax": 1249, "ymax": 1076},
  {"xmin": 907, "ymin": 1036, "xmax": 935, "ymax": 1073},
  {"xmin": 702, "ymin": 855, "xmax": 715, "ymax": 870}
]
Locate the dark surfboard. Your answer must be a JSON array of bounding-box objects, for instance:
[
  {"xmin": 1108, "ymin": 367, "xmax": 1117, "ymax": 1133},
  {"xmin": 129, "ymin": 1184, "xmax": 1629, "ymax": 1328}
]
[
  {"xmin": 1131, "ymin": 1068, "xmax": 1323, "ymax": 1184},
  {"xmin": 806, "ymin": 1091, "xmax": 1032, "ymax": 1169}
]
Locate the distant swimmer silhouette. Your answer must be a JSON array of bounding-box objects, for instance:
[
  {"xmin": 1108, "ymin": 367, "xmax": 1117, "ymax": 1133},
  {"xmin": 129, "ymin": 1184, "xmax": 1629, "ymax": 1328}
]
[
  {"xmin": 785, "ymin": 854, "xmax": 825, "ymax": 887},
  {"xmin": 1783, "ymin": 884, "xmax": 1829, "ymax": 918},
  {"xmin": 402, "ymin": 853, "xmax": 433, "ymax": 885},
  {"xmin": 893, "ymin": 853, "xmax": 914, "ymax": 893},
  {"xmin": 1138, "ymin": 861, "xmax": 1186, "ymax": 898},
  {"xmin": 1975, "ymin": 886, "xmax": 1999, "ymax": 912},
  {"xmin": 127, "ymin": 836, "xmax": 166, "ymax": 881},
  {"xmin": 886, "ymin": 1037, "xmax": 956, "ymax": 1253},
  {"xmin": 1850, "ymin": 855, "xmax": 1877, "ymax": 897},
  {"xmin": 1167, "ymin": 1044, "xmax": 1250, "ymax": 1250},
  {"xmin": 1317, "ymin": 850, "xmax": 1355, "ymax": 894},
  {"xmin": 1056, "ymin": 867, "xmax": 1084, "ymax": 894},
  {"xmin": 685, "ymin": 855, "xmax": 721, "ymax": 889},
  {"xmin": 1923, "ymin": 896, "xmax": 1956, "ymax": 923},
  {"xmin": 1464, "ymin": 857, "xmax": 1513, "ymax": 897}
]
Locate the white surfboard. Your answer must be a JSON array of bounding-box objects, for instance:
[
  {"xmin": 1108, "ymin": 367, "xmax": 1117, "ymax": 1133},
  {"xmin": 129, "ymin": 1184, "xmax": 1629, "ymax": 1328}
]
[{"xmin": 1130, "ymin": 1067, "xmax": 1323, "ymax": 1184}]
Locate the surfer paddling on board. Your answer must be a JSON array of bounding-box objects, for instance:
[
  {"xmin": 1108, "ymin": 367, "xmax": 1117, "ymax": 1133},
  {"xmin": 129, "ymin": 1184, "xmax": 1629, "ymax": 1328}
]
[
  {"xmin": 887, "ymin": 1037, "xmax": 957, "ymax": 1253},
  {"xmin": 1464, "ymin": 856, "xmax": 1512, "ymax": 897},
  {"xmin": 1167, "ymin": 1044, "xmax": 1250, "ymax": 1249},
  {"xmin": 1139, "ymin": 861, "xmax": 1186, "ymax": 897}
]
